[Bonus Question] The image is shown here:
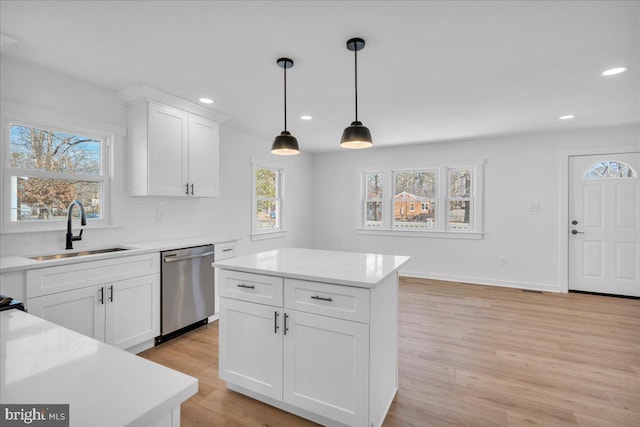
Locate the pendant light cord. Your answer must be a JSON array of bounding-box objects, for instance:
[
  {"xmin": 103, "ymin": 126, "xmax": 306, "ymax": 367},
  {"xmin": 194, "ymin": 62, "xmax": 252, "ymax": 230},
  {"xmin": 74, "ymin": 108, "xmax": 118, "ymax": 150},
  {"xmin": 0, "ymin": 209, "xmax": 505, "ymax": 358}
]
[
  {"xmin": 283, "ymin": 64, "xmax": 288, "ymax": 132},
  {"xmin": 354, "ymin": 46, "xmax": 358, "ymax": 122}
]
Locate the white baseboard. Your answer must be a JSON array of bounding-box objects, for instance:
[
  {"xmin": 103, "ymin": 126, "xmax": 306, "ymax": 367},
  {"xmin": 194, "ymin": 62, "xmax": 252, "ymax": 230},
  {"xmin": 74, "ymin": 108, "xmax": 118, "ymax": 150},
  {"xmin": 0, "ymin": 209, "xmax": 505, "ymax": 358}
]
[{"xmin": 400, "ymin": 270, "xmax": 563, "ymax": 293}]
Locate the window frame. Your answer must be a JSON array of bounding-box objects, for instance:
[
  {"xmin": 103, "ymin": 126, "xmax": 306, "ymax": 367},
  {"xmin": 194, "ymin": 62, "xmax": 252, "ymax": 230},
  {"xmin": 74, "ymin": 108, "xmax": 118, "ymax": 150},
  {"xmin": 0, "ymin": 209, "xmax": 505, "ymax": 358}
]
[
  {"xmin": 363, "ymin": 170, "xmax": 385, "ymax": 228},
  {"xmin": 251, "ymin": 158, "xmax": 286, "ymax": 240},
  {"xmin": 358, "ymin": 160, "xmax": 485, "ymax": 239},
  {"xmin": 1, "ymin": 115, "xmax": 113, "ymax": 234}
]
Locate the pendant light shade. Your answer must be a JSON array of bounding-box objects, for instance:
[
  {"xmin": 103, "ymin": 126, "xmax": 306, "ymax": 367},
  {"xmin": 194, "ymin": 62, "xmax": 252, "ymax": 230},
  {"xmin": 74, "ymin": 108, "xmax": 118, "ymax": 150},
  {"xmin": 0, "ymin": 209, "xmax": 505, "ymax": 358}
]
[
  {"xmin": 341, "ymin": 38, "xmax": 372, "ymax": 149},
  {"xmin": 271, "ymin": 57, "xmax": 300, "ymax": 156}
]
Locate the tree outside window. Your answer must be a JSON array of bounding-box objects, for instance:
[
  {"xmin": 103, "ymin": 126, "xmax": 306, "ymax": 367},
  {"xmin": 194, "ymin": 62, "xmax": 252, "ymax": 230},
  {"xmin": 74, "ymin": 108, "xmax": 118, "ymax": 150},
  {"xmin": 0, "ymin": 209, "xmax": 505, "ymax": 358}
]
[
  {"xmin": 254, "ymin": 165, "xmax": 282, "ymax": 233},
  {"xmin": 7, "ymin": 123, "xmax": 104, "ymax": 223}
]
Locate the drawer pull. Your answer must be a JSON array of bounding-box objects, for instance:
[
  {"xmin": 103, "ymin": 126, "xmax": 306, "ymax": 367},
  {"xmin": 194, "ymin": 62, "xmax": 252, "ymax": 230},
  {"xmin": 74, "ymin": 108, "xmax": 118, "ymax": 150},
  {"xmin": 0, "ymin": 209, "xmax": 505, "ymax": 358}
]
[
  {"xmin": 311, "ymin": 295, "xmax": 333, "ymax": 302},
  {"xmin": 222, "ymin": 248, "xmax": 233, "ymax": 252},
  {"xmin": 237, "ymin": 284, "xmax": 255, "ymax": 289}
]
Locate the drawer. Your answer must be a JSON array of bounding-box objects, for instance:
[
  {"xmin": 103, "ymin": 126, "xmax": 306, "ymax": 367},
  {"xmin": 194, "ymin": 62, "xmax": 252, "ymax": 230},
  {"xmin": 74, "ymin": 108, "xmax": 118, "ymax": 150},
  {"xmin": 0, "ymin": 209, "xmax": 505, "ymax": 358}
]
[
  {"xmin": 215, "ymin": 242, "xmax": 236, "ymax": 261},
  {"xmin": 27, "ymin": 253, "xmax": 160, "ymax": 298},
  {"xmin": 218, "ymin": 270, "xmax": 283, "ymax": 307},
  {"xmin": 284, "ymin": 279, "xmax": 370, "ymax": 323}
]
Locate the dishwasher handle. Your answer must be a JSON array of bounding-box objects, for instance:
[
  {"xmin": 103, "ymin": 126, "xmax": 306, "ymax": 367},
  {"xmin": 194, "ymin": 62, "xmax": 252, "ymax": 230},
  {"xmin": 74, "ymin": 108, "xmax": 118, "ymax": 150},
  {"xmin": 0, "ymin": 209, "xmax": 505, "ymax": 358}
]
[{"xmin": 163, "ymin": 251, "xmax": 214, "ymax": 263}]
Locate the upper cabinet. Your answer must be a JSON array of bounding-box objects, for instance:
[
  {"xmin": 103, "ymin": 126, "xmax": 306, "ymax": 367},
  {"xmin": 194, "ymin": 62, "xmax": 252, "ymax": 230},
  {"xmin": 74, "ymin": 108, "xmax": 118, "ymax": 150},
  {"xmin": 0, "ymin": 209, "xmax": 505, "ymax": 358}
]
[
  {"xmin": 122, "ymin": 85, "xmax": 229, "ymax": 198},
  {"xmin": 128, "ymin": 101, "xmax": 220, "ymax": 197}
]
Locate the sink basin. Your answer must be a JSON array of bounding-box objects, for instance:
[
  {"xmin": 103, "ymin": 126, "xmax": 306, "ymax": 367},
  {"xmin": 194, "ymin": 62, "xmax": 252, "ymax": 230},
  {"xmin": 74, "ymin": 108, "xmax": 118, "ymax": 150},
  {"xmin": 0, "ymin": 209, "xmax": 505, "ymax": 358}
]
[{"xmin": 29, "ymin": 247, "xmax": 131, "ymax": 261}]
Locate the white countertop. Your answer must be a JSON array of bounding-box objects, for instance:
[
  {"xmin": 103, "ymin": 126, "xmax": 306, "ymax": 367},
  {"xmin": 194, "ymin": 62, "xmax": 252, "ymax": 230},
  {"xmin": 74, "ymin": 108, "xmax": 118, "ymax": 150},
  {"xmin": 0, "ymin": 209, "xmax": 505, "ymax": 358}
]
[
  {"xmin": 213, "ymin": 247, "xmax": 410, "ymax": 288},
  {"xmin": 0, "ymin": 309, "xmax": 198, "ymax": 426},
  {"xmin": 0, "ymin": 236, "xmax": 239, "ymax": 273}
]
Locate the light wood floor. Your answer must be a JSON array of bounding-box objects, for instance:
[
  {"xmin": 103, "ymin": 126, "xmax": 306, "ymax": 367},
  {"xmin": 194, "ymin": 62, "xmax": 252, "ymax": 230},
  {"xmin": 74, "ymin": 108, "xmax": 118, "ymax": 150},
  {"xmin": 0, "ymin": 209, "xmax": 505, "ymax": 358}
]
[{"xmin": 139, "ymin": 278, "xmax": 640, "ymax": 426}]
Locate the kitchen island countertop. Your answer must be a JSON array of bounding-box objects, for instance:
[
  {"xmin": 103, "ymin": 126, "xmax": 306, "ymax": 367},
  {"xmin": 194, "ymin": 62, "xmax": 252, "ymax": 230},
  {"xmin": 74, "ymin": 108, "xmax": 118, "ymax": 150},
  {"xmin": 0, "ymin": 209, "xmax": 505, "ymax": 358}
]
[
  {"xmin": 0, "ymin": 309, "xmax": 198, "ymax": 427},
  {"xmin": 213, "ymin": 247, "xmax": 410, "ymax": 288}
]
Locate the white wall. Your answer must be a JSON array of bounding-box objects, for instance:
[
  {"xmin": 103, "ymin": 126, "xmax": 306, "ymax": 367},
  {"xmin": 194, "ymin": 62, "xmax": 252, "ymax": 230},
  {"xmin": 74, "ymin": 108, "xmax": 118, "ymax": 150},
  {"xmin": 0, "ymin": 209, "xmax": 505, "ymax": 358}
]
[
  {"xmin": 0, "ymin": 56, "xmax": 313, "ymax": 257},
  {"xmin": 311, "ymin": 124, "xmax": 640, "ymax": 291}
]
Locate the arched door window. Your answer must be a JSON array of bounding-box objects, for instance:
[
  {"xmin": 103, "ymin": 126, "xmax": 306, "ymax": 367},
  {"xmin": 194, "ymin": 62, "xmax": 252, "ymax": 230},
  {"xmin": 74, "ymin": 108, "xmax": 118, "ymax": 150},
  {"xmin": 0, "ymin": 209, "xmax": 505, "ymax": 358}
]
[{"xmin": 584, "ymin": 160, "xmax": 637, "ymax": 179}]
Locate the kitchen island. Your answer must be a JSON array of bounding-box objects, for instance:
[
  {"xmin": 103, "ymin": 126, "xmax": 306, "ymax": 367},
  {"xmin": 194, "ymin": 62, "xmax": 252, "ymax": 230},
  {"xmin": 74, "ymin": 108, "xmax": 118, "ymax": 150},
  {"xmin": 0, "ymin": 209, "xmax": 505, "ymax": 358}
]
[
  {"xmin": 0, "ymin": 309, "xmax": 198, "ymax": 427},
  {"xmin": 213, "ymin": 247, "xmax": 410, "ymax": 427}
]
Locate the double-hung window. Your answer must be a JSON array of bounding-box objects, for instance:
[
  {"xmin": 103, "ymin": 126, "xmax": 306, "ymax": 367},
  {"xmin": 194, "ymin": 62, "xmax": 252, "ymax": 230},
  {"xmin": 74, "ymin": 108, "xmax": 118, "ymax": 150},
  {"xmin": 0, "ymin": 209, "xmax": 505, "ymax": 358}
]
[
  {"xmin": 3, "ymin": 121, "xmax": 111, "ymax": 231},
  {"xmin": 252, "ymin": 160, "xmax": 285, "ymax": 239},
  {"xmin": 360, "ymin": 161, "xmax": 483, "ymax": 237}
]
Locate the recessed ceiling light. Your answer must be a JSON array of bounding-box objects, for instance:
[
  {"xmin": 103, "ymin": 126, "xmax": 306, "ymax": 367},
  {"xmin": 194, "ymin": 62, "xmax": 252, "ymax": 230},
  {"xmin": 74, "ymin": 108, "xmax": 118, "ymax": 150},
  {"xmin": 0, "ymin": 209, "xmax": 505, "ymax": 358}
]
[
  {"xmin": 300, "ymin": 115, "xmax": 312, "ymax": 120},
  {"xmin": 559, "ymin": 114, "xmax": 575, "ymax": 120},
  {"xmin": 602, "ymin": 67, "xmax": 628, "ymax": 76},
  {"xmin": 198, "ymin": 98, "xmax": 214, "ymax": 104}
]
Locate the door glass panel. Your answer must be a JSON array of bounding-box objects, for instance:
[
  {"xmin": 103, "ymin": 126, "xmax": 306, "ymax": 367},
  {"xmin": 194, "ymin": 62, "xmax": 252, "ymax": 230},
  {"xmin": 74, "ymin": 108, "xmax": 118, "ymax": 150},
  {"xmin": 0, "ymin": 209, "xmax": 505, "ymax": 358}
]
[{"xmin": 585, "ymin": 161, "xmax": 637, "ymax": 179}]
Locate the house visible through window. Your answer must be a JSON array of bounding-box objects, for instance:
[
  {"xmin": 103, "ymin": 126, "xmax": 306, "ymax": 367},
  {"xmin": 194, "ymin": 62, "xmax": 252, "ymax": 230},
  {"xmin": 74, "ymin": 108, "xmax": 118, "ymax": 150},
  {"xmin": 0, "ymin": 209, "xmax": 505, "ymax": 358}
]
[
  {"xmin": 393, "ymin": 170, "xmax": 437, "ymax": 230},
  {"xmin": 362, "ymin": 162, "xmax": 483, "ymax": 235},
  {"xmin": 5, "ymin": 122, "xmax": 108, "ymax": 228}
]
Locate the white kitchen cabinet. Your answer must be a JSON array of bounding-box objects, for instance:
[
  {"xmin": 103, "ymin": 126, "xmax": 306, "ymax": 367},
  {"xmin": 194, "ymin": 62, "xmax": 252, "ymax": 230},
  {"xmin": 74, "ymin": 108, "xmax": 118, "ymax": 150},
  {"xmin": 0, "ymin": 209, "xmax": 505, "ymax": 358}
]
[
  {"xmin": 218, "ymin": 298, "xmax": 282, "ymax": 400},
  {"xmin": 27, "ymin": 284, "xmax": 106, "ymax": 342},
  {"xmin": 283, "ymin": 310, "xmax": 369, "ymax": 426},
  {"xmin": 106, "ymin": 274, "xmax": 160, "ymax": 349},
  {"xmin": 218, "ymin": 269, "xmax": 385, "ymax": 427},
  {"xmin": 26, "ymin": 253, "xmax": 160, "ymax": 352},
  {"xmin": 128, "ymin": 100, "xmax": 220, "ymax": 197},
  {"xmin": 27, "ymin": 273, "xmax": 160, "ymax": 351}
]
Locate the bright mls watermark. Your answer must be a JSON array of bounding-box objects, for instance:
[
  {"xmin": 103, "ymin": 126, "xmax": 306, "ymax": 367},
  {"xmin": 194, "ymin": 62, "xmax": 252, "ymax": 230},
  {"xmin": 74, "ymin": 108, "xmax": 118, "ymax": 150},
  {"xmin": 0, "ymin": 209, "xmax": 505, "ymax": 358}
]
[{"xmin": 1, "ymin": 405, "xmax": 69, "ymax": 426}]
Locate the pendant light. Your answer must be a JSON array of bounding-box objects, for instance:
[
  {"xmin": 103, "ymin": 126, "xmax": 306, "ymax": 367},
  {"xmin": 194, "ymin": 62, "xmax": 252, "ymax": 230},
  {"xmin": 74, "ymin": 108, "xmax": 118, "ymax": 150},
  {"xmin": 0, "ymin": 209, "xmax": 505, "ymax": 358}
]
[
  {"xmin": 271, "ymin": 57, "xmax": 300, "ymax": 155},
  {"xmin": 341, "ymin": 37, "xmax": 372, "ymax": 149}
]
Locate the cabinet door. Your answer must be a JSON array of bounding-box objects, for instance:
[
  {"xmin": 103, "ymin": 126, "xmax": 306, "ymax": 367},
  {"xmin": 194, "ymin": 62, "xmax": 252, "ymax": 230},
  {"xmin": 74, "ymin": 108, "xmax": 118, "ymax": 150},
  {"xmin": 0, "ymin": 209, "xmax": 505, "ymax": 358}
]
[
  {"xmin": 148, "ymin": 102, "xmax": 189, "ymax": 196},
  {"xmin": 27, "ymin": 286, "xmax": 106, "ymax": 342},
  {"xmin": 188, "ymin": 114, "xmax": 220, "ymax": 197},
  {"xmin": 219, "ymin": 298, "xmax": 283, "ymax": 400},
  {"xmin": 105, "ymin": 274, "xmax": 160, "ymax": 350},
  {"xmin": 283, "ymin": 310, "xmax": 369, "ymax": 426}
]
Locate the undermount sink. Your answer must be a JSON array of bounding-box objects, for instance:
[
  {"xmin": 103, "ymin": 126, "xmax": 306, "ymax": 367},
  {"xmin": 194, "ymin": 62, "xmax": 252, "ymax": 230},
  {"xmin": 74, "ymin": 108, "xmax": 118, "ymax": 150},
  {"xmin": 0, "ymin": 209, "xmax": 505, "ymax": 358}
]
[{"xmin": 29, "ymin": 247, "xmax": 131, "ymax": 261}]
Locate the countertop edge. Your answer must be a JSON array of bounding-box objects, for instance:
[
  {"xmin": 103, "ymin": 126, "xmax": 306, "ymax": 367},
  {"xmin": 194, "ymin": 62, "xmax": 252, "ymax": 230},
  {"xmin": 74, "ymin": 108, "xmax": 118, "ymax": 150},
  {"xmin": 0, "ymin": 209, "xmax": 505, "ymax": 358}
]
[
  {"xmin": 0, "ymin": 236, "xmax": 240, "ymax": 274},
  {"xmin": 213, "ymin": 254, "xmax": 411, "ymax": 289}
]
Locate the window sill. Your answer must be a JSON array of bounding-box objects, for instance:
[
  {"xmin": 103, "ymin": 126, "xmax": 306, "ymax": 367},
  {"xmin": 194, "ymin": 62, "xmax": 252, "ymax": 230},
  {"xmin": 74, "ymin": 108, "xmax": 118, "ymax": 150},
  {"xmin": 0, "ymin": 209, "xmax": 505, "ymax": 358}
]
[
  {"xmin": 356, "ymin": 228, "xmax": 484, "ymax": 239},
  {"xmin": 250, "ymin": 230, "xmax": 287, "ymax": 241}
]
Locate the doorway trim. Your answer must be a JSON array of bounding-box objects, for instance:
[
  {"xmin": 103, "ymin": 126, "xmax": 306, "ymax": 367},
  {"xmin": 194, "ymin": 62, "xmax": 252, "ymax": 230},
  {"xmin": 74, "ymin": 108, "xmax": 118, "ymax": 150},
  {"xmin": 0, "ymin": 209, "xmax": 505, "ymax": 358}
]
[{"xmin": 558, "ymin": 145, "xmax": 640, "ymax": 293}]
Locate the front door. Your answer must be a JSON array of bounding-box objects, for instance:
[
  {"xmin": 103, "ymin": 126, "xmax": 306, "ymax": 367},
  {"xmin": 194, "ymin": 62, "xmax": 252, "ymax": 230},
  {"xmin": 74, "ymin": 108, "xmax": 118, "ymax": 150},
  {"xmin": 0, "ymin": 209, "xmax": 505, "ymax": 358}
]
[{"xmin": 568, "ymin": 153, "xmax": 640, "ymax": 296}]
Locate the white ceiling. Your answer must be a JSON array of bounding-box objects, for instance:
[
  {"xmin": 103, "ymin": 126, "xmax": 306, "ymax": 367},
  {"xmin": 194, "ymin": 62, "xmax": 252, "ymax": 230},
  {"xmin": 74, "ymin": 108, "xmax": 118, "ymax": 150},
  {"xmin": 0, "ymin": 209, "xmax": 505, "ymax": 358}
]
[{"xmin": 1, "ymin": 1, "xmax": 638, "ymax": 153}]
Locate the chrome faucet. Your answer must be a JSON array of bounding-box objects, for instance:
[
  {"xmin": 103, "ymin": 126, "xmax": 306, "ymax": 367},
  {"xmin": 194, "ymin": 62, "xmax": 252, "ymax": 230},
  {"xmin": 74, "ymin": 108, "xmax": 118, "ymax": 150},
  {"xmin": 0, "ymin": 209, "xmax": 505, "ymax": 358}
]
[{"xmin": 66, "ymin": 200, "xmax": 87, "ymax": 250}]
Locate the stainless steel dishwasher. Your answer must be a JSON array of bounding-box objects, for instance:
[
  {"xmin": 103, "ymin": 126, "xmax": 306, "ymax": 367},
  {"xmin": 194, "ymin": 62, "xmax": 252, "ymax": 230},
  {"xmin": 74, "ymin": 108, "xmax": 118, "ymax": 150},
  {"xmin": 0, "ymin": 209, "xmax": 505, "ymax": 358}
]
[{"xmin": 157, "ymin": 244, "xmax": 214, "ymax": 343}]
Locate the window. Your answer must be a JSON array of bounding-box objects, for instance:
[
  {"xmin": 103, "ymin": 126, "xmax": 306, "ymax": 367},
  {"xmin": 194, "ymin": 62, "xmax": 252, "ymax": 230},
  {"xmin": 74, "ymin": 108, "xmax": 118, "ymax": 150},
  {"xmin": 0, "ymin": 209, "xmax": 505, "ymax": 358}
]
[
  {"xmin": 3, "ymin": 121, "xmax": 110, "ymax": 230},
  {"xmin": 393, "ymin": 170, "xmax": 437, "ymax": 230},
  {"xmin": 364, "ymin": 172, "xmax": 384, "ymax": 227},
  {"xmin": 585, "ymin": 161, "xmax": 637, "ymax": 179},
  {"xmin": 447, "ymin": 168, "xmax": 472, "ymax": 230},
  {"xmin": 252, "ymin": 160, "xmax": 284, "ymax": 238},
  {"xmin": 360, "ymin": 162, "xmax": 483, "ymax": 237}
]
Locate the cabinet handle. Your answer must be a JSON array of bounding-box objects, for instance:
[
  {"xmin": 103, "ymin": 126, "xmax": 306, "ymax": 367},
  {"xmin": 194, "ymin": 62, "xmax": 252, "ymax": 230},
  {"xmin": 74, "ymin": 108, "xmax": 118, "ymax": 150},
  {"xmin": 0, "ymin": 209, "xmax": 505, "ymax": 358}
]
[
  {"xmin": 274, "ymin": 311, "xmax": 279, "ymax": 334},
  {"xmin": 190, "ymin": 183, "xmax": 194, "ymax": 195},
  {"xmin": 237, "ymin": 284, "xmax": 255, "ymax": 289},
  {"xmin": 284, "ymin": 313, "xmax": 289, "ymax": 335},
  {"xmin": 99, "ymin": 286, "xmax": 104, "ymax": 305},
  {"xmin": 185, "ymin": 183, "xmax": 190, "ymax": 195},
  {"xmin": 222, "ymin": 248, "xmax": 233, "ymax": 252},
  {"xmin": 108, "ymin": 285, "xmax": 114, "ymax": 302},
  {"xmin": 311, "ymin": 295, "xmax": 333, "ymax": 302}
]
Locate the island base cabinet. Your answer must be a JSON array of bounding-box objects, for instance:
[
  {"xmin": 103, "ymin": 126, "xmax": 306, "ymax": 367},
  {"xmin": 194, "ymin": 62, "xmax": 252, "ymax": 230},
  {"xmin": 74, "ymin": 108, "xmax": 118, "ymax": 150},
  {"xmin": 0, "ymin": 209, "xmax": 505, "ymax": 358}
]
[
  {"xmin": 283, "ymin": 310, "xmax": 369, "ymax": 427},
  {"xmin": 218, "ymin": 298, "xmax": 283, "ymax": 400}
]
